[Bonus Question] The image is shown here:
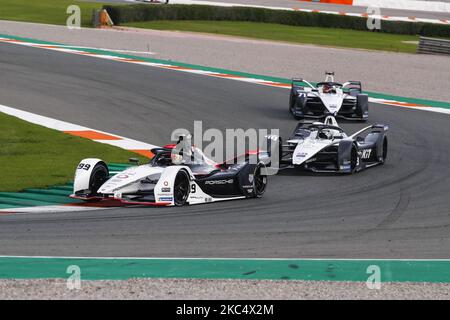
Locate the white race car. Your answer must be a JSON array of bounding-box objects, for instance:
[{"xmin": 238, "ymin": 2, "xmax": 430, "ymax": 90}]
[
  {"xmin": 70, "ymin": 138, "xmax": 268, "ymax": 206},
  {"xmin": 267, "ymin": 116, "xmax": 388, "ymax": 174},
  {"xmin": 289, "ymin": 72, "xmax": 369, "ymax": 121}
]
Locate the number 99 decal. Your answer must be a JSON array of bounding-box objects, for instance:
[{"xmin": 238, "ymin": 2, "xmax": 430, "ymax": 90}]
[{"xmin": 77, "ymin": 163, "xmax": 91, "ymax": 171}]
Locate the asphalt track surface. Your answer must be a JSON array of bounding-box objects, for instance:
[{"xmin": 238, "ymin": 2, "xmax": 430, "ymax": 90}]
[
  {"xmin": 97, "ymin": 0, "xmax": 450, "ymax": 20},
  {"xmin": 0, "ymin": 42, "xmax": 450, "ymax": 258}
]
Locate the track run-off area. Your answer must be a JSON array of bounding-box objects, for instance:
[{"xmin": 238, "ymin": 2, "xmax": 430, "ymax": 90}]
[{"xmin": 0, "ymin": 32, "xmax": 450, "ymax": 285}]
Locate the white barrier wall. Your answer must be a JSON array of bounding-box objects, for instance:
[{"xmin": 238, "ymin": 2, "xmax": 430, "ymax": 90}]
[
  {"xmin": 164, "ymin": 0, "xmax": 449, "ymax": 23},
  {"xmin": 353, "ymin": 0, "xmax": 450, "ymax": 13}
]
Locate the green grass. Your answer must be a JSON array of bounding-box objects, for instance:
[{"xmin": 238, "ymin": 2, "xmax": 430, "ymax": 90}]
[
  {"xmin": 0, "ymin": 113, "xmax": 148, "ymax": 192},
  {"xmin": 0, "ymin": 0, "xmax": 107, "ymax": 27},
  {"xmin": 125, "ymin": 20, "xmax": 420, "ymax": 53}
]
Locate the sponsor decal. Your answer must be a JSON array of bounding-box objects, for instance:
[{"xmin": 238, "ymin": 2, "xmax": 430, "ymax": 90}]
[
  {"xmin": 116, "ymin": 174, "xmax": 129, "ymax": 179},
  {"xmin": 205, "ymin": 179, "xmax": 234, "ymax": 185},
  {"xmin": 248, "ymin": 174, "xmax": 254, "ymax": 183},
  {"xmin": 159, "ymin": 197, "xmax": 173, "ymax": 202},
  {"xmin": 161, "ymin": 187, "xmax": 171, "ymax": 192},
  {"xmin": 163, "ymin": 181, "xmax": 169, "ymax": 186},
  {"xmin": 361, "ymin": 149, "xmax": 372, "ymax": 159},
  {"xmin": 296, "ymin": 152, "xmax": 308, "ymax": 158}
]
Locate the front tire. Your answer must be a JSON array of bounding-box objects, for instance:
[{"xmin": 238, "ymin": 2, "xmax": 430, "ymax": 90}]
[
  {"xmin": 348, "ymin": 146, "xmax": 358, "ymax": 174},
  {"xmin": 89, "ymin": 162, "xmax": 109, "ymax": 195},
  {"xmin": 289, "ymin": 90, "xmax": 296, "ymax": 114},
  {"xmin": 174, "ymin": 170, "xmax": 190, "ymax": 206}
]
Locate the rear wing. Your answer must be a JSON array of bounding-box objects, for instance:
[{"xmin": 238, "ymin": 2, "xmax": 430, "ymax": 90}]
[
  {"xmin": 342, "ymin": 81, "xmax": 362, "ymax": 94},
  {"xmin": 291, "ymin": 78, "xmax": 315, "ymax": 90},
  {"xmin": 350, "ymin": 124, "xmax": 389, "ymax": 139},
  {"xmin": 292, "ymin": 77, "xmax": 303, "ymax": 84},
  {"xmin": 371, "ymin": 124, "xmax": 389, "ymax": 132}
]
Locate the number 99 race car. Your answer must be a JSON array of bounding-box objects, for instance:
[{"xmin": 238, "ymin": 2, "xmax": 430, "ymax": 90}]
[
  {"xmin": 266, "ymin": 116, "xmax": 388, "ymax": 174},
  {"xmin": 289, "ymin": 72, "xmax": 369, "ymax": 121},
  {"xmin": 70, "ymin": 138, "xmax": 268, "ymax": 207}
]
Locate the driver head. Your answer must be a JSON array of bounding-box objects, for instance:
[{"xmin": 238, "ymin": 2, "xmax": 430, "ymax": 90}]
[{"xmin": 323, "ymin": 84, "xmax": 331, "ymax": 93}]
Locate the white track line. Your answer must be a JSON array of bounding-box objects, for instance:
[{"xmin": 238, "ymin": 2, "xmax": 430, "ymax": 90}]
[
  {"xmin": 0, "ymin": 255, "xmax": 448, "ymax": 261},
  {"xmin": 0, "ymin": 103, "xmax": 157, "ymax": 152},
  {"xmin": 0, "ymin": 206, "xmax": 111, "ymax": 214}
]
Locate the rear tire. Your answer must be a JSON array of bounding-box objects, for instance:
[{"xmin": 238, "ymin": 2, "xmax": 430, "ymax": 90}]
[
  {"xmin": 89, "ymin": 162, "xmax": 109, "ymax": 195},
  {"xmin": 266, "ymin": 136, "xmax": 282, "ymax": 170},
  {"xmin": 174, "ymin": 170, "xmax": 190, "ymax": 206},
  {"xmin": 381, "ymin": 137, "xmax": 388, "ymax": 164},
  {"xmin": 251, "ymin": 163, "xmax": 268, "ymax": 198},
  {"xmin": 356, "ymin": 94, "xmax": 369, "ymax": 121}
]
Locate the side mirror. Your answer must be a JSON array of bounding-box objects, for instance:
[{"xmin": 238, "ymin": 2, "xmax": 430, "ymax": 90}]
[{"xmin": 129, "ymin": 158, "xmax": 140, "ymax": 165}]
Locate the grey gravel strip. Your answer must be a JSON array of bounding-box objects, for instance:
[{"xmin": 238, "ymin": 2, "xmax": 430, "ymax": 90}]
[
  {"xmin": 0, "ymin": 20, "xmax": 448, "ymax": 102},
  {"xmin": 1, "ymin": 279, "xmax": 449, "ymax": 300}
]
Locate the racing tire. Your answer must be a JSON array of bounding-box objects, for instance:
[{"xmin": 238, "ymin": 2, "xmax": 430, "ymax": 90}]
[
  {"xmin": 266, "ymin": 136, "xmax": 282, "ymax": 171},
  {"xmin": 289, "ymin": 90, "xmax": 296, "ymax": 114},
  {"xmin": 348, "ymin": 145, "xmax": 359, "ymax": 174},
  {"xmin": 356, "ymin": 94, "xmax": 369, "ymax": 122},
  {"xmin": 174, "ymin": 170, "xmax": 190, "ymax": 206},
  {"xmin": 251, "ymin": 163, "xmax": 268, "ymax": 198},
  {"xmin": 380, "ymin": 137, "xmax": 388, "ymax": 164},
  {"xmin": 292, "ymin": 92, "xmax": 308, "ymax": 120},
  {"xmin": 289, "ymin": 91, "xmax": 304, "ymax": 120},
  {"xmin": 88, "ymin": 162, "xmax": 109, "ymax": 195}
]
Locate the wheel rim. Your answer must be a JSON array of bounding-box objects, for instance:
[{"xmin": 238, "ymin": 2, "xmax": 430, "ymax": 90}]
[{"xmin": 174, "ymin": 172, "xmax": 189, "ymax": 206}]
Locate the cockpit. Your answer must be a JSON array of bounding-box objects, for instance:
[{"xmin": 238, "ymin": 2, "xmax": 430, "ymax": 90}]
[
  {"xmin": 317, "ymin": 82, "xmax": 341, "ymax": 95},
  {"xmin": 151, "ymin": 144, "xmax": 220, "ymax": 176},
  {"xmin": 292, "ymin": 123, "xmax": 346, "ymax": 141}
]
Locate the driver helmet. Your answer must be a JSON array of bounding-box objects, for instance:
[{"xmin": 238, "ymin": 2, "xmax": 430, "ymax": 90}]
[
  {"xmin": 323, "ymin": 84, "xmax": 332, "ymax": 93},
  {"xmin": 171, "ymin": 153, "xmax": 183, "ymax": 165},
  {"xmin": 319, "ymin": 129, "xmax": 332, "ymax": 139}
]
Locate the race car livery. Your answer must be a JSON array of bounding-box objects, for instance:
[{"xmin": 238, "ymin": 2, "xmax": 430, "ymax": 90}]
[
  {"xmin": 71, "ymin": 140, "xmax": 268, "ymax": 206},
  {"xmin": 289, "ymin": 72, "xmax": 369, "ymax": 121},
  {"xmin": 266, "ymin": 116, "xmax": 388, "ymax": 174}
]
